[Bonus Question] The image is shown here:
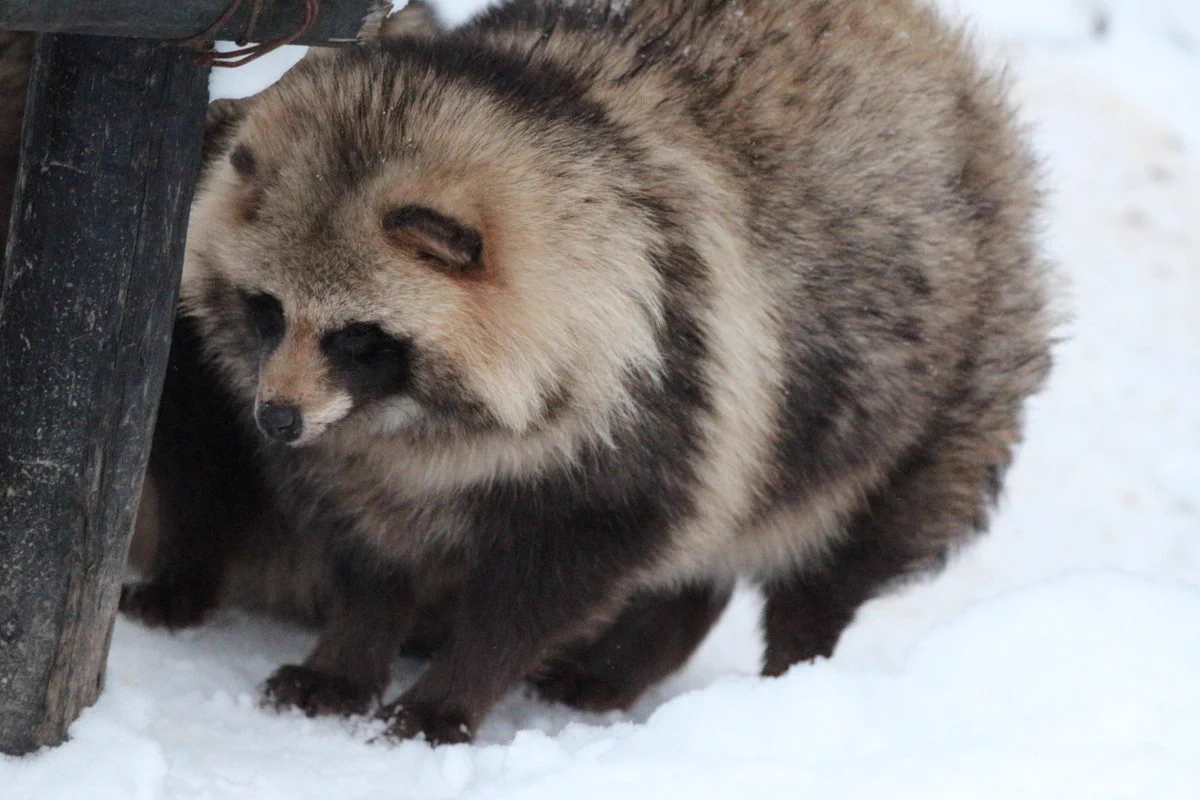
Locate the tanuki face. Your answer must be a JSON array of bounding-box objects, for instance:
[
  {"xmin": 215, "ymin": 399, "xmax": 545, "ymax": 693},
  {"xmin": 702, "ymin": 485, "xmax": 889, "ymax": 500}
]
[{"xmin": 181, "ymin": 46, "xmax": 667, "ymax": 447}]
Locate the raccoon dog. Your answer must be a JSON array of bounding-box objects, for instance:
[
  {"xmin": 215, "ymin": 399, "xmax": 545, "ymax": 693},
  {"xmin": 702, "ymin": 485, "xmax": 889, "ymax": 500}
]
[{"xmin": 179, "ymin": 0, "xmax": 1053, "ymax": 743}]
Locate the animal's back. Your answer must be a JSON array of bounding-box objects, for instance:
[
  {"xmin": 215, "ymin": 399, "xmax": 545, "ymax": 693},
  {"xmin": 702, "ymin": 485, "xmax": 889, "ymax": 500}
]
[{"xmin": 457, "ymin": 0, "xmax": 1052, "ymax": 577}]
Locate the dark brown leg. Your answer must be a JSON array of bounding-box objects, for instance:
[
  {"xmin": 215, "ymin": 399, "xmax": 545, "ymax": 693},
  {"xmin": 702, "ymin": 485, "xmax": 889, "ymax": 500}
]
[
  {"xmin": 761, "ymin": 567, "xmax": 865, "ymax": 676},
  {"xmin": 262, "ymin": 552, "xmax": 417, "ymax": 718},
  {"xmin": 763, "ymin": 433, "xmax": 1011, "ymax": 676},
  {"xmin": 535, "ymin": 582, "xmax": 732, "ymax": 712},
  {"xmin": 377, "ymin": 573, "xmax": 624, "ymax": 744},
  {"xmin": 120, "ymin": 315, "xmax": 269, "ymax": 630},
  {"xmin": 375, "ymin": 500, "xmax": 663, "ymax": 744}
]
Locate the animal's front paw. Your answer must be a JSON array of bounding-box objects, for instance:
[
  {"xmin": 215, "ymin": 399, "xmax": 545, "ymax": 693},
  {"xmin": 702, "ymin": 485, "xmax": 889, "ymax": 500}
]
[
  {"xmin": 119, "ymin": 581, "xmax": 215, "ymax": 630},
  {"xmin": 375, "ymin": 701, "xmax": 473, "ymax": 745},
  {"xmin": 261, "ymin": 664, "xmax": 376, "ymax": 717}
]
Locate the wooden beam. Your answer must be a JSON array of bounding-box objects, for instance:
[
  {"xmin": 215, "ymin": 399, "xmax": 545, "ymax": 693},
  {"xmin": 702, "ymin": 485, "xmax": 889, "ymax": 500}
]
[
  {"xmin": 0, "ymin": 33, "xmax": 207, "ymax": 756},
  {"xmin": 0, "ymin": 32, "xmax": 33, "ymax": 254},
  {"xmin": 0, "ymin": 0, "xmax": 390, "ymax": 46}
]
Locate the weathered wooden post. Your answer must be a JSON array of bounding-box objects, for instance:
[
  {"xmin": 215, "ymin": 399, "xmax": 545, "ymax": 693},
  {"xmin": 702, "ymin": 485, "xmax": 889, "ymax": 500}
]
[
  {"xmin": 0, "ymin": 33, "xmax": 209, "ymax": 757},
  {"xmin": 0, "ymin": 0, "xmax": 387, "ymax": 756}
]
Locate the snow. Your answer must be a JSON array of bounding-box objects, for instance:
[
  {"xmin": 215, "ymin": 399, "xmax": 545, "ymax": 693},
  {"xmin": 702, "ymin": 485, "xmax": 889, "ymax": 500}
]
[
  {"xmin": 5, "ymin": 1, "xmax": 1199, "ymax": 797},
  {"xmin": 8, "ymin": 574, "xmax": 1200, "ymax": 798}
]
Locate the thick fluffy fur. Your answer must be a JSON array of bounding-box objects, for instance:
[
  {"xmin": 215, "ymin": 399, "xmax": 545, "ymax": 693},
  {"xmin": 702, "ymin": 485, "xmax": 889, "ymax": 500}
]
[{"xmin": 175, "ymin": 0, "xmax": 1050, "ymax": 742}]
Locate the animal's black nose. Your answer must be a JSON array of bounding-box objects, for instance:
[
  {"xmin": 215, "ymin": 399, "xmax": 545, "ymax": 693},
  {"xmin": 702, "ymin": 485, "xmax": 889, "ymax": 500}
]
[{"xmin": 257, "ymin": 402, "xmax": 302, "ymax": 443}]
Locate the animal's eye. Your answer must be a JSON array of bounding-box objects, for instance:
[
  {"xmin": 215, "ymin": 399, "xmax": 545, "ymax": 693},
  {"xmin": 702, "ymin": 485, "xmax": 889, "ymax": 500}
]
[
  {"xmin": 321, "ymin": 322, "xmax": 413, "ymax": 398},
  {"xmin": 323, "ymin": 322, "xmax": 404, "ymax": 363},
  {"xmin": 242, "ymin": 291, "xmax": 285, "ymax": 347}
]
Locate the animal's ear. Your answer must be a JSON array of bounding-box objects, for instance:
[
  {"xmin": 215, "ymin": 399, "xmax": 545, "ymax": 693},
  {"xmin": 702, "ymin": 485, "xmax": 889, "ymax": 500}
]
[
  {"xmin": 382, "ymin": 205, "xmax": 484, "ymax": 276},
  {"xmin": 379, "ymin": 0, "xmax": 444, "ymax": 40},
  {"xmin": 202, "ymin": 98, "xmax": 250, "ymax": 168}
]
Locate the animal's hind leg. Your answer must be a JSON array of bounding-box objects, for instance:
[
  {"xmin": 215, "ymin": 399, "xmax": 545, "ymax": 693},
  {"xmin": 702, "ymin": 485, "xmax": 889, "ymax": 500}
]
[
  {"xmin": 762, "ymin": 431, "xmax": 1012, "ymax": 676},
  {"xmin": 535, "ymin": 582, "xmax": 732, "ymax": 712}
]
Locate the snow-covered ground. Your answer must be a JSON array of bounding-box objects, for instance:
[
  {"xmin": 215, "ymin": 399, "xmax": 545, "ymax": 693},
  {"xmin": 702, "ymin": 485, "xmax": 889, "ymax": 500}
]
[{"xmin": 5, "ymin": 0, "xmax": 1199, "ymax": 797}]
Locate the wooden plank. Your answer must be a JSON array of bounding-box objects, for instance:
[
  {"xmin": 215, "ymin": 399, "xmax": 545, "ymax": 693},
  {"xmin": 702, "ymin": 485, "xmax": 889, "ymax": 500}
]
[
  {"xmin": 0, "ymin": 33, "xmax": 207, "ymax": 756},
  {"xmin": 0, "ymin": 31, "xmax": 33, "ymax": 254},
  {"xmin": 0, "ymin": 0, "xmax": 389, "ymax": 46}
]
